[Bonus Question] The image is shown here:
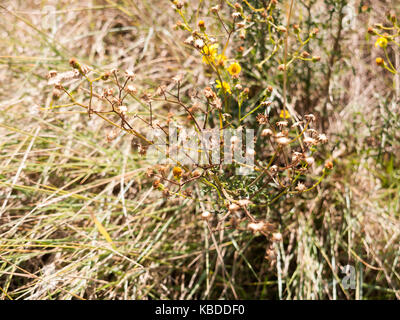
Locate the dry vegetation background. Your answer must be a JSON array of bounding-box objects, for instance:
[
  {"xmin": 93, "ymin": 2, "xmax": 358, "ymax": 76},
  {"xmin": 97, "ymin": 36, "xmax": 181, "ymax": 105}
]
[{"xmin": 0, "ymin": 0, "xmax": 399, "ymax": 300}]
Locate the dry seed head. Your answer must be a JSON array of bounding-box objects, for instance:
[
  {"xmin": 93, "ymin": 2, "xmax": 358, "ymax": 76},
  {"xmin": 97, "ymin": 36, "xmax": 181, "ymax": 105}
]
[
  {"xmin": 296, "ymin": 182, "xmax": 306, "ymax": 192},
  {"xmin": 307, "ymin": 128, "xmax": 318, "ymax": 136},
  {"xmin": 232, "ymin": 12, "xmax": 241, "ymax": 19},
  {"xmin": 256, "ymin": 114, "xmax": 268, "ymax": 124},
  {"xmin": 269, "ymin": 165, "xmax": 278, "ymax": 173},
  {"xmin": 276, "ymin": 120, "xmax": 288, "ymax": 128},
  {"xmin": 292, "ymin": 152, "xmax": 303, "ymax": 162},
  {"xmin": 210, "ymin": 5, "xmax": 219, "ymax": 14},
  {"xmin": 248, "ymin": 221, "xmax": 265, "ymax": 233},
  {"xmin": 103, "ymin": 87, "xmax": 114, "ymax": 97},
  {"xmin": 237, "ymin": 21, "xmax": 246, "ymax": 28},
  {"xmin": 203, "ymin": 86, "xmax": 216, "ymax": 100},
  {"xmin": 305, "ymin": 157, "xmax": 315, "ymax": 165},
  {"xmin": 118, "ymin": 105, "xmax": 128, "ymax": 114},
  {"xmin": 184, "ymin": 36, "xmax": 195, "ymax": 45},
  {"xmin": 48, "ymin": 70, "xmax": 80, "ymax": 86},
  {"xmin": 261, "ymin": 128, "xmax": 273, "ymax": 137},
  {"xmin": 303, "ymin": 136, "xmax": 317, "ymax": 146},
  {"xmin": 47, "ymin": 70, "xmax": 58, "ymax": 79},
  {"xmin": 201, "ymin": 211, "xmax": 212, "ymax": 220},
  {"xmin": 272, "ymin": 232, "xmax": 282, "ymax": 242},
  {"xmin": 212, "ymin": 98, "xmax": 222, "ymax": 110},
  {"xmin": 291, "ymin": 121, "xmax": 303, "ymax": 128},
  {"xmin": 304, "ymin": 114, "xmax": 316, "ymax": 122},
  {"xmin": 194, "ymin": 39, "xmax": 205, "ymax": 49},
  {"xmin": 238, "ymin": 199, "xmax": 252, "ymax": 207},
  {"xmin": 318, "ymin": 133, "xmax": 328, "ymax": 144},
  {"xmin": 276, "ymin": 136, "xmax": 291, "ymax": 146},
  {"xmin": 126, "ymin": 85, "xmax": 137, "ymax": 95},
  {"xmin": 228, "ymin": 203, "xmax": 240, "ymax": 213},
  {"xmin": 125, "ymin": 70, "xmax": 135, "ymax": 80}
]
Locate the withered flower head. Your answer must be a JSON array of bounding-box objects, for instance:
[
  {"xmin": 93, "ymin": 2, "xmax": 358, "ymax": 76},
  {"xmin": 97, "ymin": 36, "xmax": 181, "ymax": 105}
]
[
  {"xmin": 304, "ymin": 114, "xmax": 316, "ymax": 122},
  {"xmin": 256, "ymin": 113, "xmax": 268, "ymax": 125},
  {"xmin": 261, "ymin": 128, "xmax": 273, "ymax": 137},
  {"xmin": 201, "ymin": 211, "xmax": 212, "ymax": 220},
  {"xmin": 296, "ymin": 182, "xmax": 307, "ymax": 192},
  {"xmin": 204, "ymin": 86, "xmax": 216, "ymax": 100}
]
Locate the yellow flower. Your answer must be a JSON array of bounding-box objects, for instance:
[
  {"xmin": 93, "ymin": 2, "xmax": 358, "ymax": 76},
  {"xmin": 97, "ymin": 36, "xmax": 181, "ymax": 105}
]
[
  {"xmin": 202, "ymin": 44, "xmax": 218, "ymax": 64},
  {"xmin": 172, "ymin": 166, "xmax": 183, "ymax": 179},
  {"xmin": 216, "ymin": 54, "xmax": 227, "ymax": 66},
  {"xmin": 227, "ymin": 62, "xmax": 241, "ymax": 76},
  {"xmin": 216, "ymin": 80, "xmax": 231, "ymax": 94},
  {"xmin": 198, "ymin": 20, "xmax": 206, "ymax": 30},
  {"xmin": 375, "ymin": 37, "xmax": 388, "ymax": 49},
  {"xmin": 280, "ymin": 109, "xmax": 290, "ymax": 119},
  {"xmin": 376, "ymin": 57, "xmax": 384, "ymax": 66}
]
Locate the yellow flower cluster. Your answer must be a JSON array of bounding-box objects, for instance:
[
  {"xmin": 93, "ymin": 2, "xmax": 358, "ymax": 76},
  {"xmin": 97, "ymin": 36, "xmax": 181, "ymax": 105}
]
[
  {"xmin": 375, "ymin": 37, "xmax": 388, "ymax": 49},
  {"xmin": 280, "ymin": 110, "xmax": 291, "ymax": 119},
  {"xmin": 202, "ymin": 44, "xmax": 226, "ymax": 66},
  {"xmin": 216, "ymin": 80, "xmax": 231, "ymax": 94},
  {"xmin": 200, "ymin": 43, "xmax": 242, "ymax": 96},
  {"xmin": 227, "ymin": 62, "xmax": 241, "ymax": 76}
]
